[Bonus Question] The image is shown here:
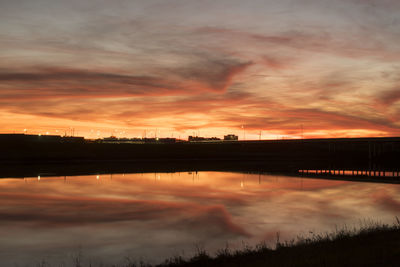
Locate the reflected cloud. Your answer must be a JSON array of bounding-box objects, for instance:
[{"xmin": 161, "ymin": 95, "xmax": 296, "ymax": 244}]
[
  {"xmin": 1, "ymin": 172, "xmax": 399, "ymax": 266},
  {"xmin": 373, "ymin": 189, "xmax": 400, "ymax": 212}
]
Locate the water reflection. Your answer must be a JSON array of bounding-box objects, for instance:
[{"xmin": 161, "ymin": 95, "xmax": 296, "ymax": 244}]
[{"xmin": 1, "ymin": 172, "xmax": 400, "ymax": 266}]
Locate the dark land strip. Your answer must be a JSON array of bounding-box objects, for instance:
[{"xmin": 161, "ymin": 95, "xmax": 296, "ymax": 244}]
[{"xmin": 1, "ymin": 136, "xmax": 400, "ymax": 182}]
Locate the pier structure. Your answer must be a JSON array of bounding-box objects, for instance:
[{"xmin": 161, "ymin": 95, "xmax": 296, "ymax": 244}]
[{"xmin": 299, "ymin": 169, "xmax": 400, "ymax": 178}]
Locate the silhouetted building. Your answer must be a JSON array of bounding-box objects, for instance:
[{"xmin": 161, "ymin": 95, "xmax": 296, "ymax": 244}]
[
  {"xmin": 102, "ymin": 136, "xmax": 118, "ymax": 142},
  {"xmin": 224, "ymin": 134, "xmax": 238, "ymax": 141},
  {"xmin": 98, "ymin": 137, "xmax": 176, "ymax": 144},
  {"xmin": 61, "ymin": 136, "xmax": 85, "ymax": 143},
  {"xmin": 0, "ymin": 134, "xmax": 84, "ymax": 143},
  {"xmin": 158, "ymin": 138, "xmax": 176, "ymax": 143},
  {"xmin": 143, "ymin": 138, "xmax": 157, "ymax": 143},
  {"xmin": 188, "ymin": 136, "xmax": 221, "ymax": 142}
]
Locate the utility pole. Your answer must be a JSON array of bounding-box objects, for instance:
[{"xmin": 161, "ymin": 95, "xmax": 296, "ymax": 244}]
[{"xmin": 301, "ymin": 124, "xmax": 304, "ymax": 139}]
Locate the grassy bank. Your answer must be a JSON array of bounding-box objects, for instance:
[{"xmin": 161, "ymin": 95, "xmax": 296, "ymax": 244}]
[
  {"xmin": 152, "ymin": 222, "xmax": 400, "ymax": 267},
  {"xmin": 36, "ymin": 221, "xmax": 400, "ymax": 267}
]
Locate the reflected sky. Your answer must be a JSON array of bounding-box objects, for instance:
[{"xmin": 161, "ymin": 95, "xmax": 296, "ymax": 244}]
[{"xmin": 1, "ymin": 172, "xmax": 400, "ymax": 266}]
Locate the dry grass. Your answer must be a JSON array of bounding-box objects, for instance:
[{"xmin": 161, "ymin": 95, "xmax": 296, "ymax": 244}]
[{"xmin": 35, "ymin": 220, "xmax": 400, "ymax": 267}]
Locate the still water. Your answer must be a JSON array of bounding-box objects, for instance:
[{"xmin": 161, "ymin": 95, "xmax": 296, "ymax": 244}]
[{"xmin": 1, "ymin": 171, "xmax": 400, "ymax": 266}]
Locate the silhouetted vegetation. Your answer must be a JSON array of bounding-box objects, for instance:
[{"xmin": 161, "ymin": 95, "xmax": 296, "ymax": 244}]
[
  {"xmin": 35, "ymin": 221, "xmax": 400, "ymax": 267},
  {"xmin": 155, "ymin": 221, "xmax": 400, "ymax": 267}
]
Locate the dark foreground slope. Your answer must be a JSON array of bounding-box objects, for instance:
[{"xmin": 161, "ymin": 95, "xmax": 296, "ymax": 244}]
[
  {"xmin": 48, "ymin": 224, "xmax": 400, "ymax": 267},
  {"xmin": 155, "ymin": 224, "xmax": 400, "ymax": 267}
]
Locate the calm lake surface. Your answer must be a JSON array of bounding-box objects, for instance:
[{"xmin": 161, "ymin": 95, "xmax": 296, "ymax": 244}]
[{"xmin": 1, "ymin": 171, "xmax": 400, "ymax": 266}]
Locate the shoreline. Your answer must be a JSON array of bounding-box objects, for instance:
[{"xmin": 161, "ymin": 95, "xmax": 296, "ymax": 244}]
[
  {"xmin": 1, "ymin": 160, "xmax": 400, "ymax": 184},
  {"xmin": 154, "ymin": 222, "xmax": 400, "ymax": 267},
  {"xmin": 30, "ymin": 222, "xmax": 400, "ymax": 267}
]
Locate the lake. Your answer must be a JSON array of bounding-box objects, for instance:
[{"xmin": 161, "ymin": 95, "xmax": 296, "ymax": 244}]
[{"xmin": 1, "ymin": 171, "xmax": 400, "ymax": 266}]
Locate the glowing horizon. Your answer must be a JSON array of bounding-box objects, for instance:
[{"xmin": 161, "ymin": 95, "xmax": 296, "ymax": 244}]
[{"xmin": 1, "ymin": 0, "xmax": 400, "ymax": 139}]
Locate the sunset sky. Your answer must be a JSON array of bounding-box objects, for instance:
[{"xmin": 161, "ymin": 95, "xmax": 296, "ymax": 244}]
[{"xmin": 1, "ymin": 0, "xmax": 399, "ymax": 139}]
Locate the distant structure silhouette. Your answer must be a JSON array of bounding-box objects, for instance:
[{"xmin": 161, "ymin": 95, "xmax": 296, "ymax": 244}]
[
  {"xmin": 188, "ymin": 136, "xmax": 221, "ymax": 142},
  {"xmin": 0, "ymin": 134, "xmax": 84, "ymax": 143},
  {"xmin": 99, "ymin": 136, "xmax": 176, "ymax": 144},
  {"xmin": 224, "ymin": 134, "xmax": 239, "ymax": 141}
]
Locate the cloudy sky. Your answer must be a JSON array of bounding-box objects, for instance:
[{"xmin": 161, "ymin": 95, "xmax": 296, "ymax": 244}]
[{"xmin": 1, "ymin": 0, "xmax": 399, "ymax": 139}]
